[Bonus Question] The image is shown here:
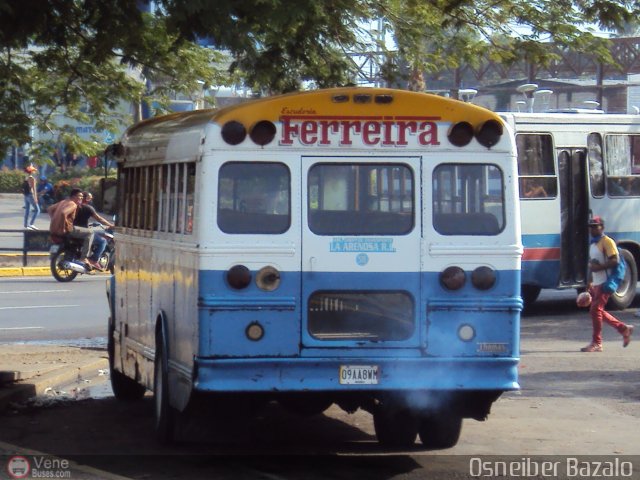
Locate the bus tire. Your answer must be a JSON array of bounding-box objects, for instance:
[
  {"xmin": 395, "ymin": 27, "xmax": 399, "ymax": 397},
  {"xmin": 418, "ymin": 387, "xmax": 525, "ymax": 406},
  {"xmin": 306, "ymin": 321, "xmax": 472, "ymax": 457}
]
[
  {"xmin": 418, "ymin": 413, "xmax": 462, "ymax": 449},
  {"xmin": 607, "ymin": 248, "xmax": 637, "ymax": 311},
  {"xmin": 154, "ymin": 338, "xmax": 176, "ymax": 444},
  {"xmin": 373, "ymin": 406, "xmax": 417, "ymax": 448},
  {"xmin": 108, "ymin": 319, "xmax": 146, "ymax": 401},
  {"xmin": 521, "ymin": 285, "xmax": 541, "ymax": 308}
]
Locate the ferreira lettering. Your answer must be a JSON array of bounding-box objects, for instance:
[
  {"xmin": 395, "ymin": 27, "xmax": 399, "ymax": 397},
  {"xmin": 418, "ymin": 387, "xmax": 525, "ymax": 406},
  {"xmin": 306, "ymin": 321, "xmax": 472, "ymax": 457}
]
[{"xmin": 279, "ymin": 116, "xmax": 441, "ymax": 147}]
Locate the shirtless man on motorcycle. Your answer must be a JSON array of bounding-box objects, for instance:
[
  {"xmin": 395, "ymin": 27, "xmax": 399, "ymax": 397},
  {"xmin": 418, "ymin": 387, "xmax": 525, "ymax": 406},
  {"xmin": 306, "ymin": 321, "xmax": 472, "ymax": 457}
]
[{"xmin": 48, "ymin": 188, "xmax": 101, "ymax": 270}]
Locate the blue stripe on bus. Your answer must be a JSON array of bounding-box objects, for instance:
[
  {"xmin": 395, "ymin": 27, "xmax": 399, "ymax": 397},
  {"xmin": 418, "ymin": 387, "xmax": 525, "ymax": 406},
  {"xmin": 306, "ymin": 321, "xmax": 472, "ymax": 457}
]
[{"xmin": 196, "ymin": 269, "xmax": 520, "ymax": 392}]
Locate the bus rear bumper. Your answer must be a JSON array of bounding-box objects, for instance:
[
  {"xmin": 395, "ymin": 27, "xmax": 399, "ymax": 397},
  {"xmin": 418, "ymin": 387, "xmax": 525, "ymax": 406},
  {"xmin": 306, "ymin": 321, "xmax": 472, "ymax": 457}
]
[{"xmin": 193, "ymin": 356, "xmax": 519, "ymax": 393}]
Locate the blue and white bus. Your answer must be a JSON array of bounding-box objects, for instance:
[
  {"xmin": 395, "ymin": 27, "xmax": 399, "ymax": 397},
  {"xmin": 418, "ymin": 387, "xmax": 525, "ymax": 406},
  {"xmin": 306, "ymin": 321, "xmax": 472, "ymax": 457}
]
[
  {"xmin": 107, "ymin": 87, "xmax": 522, "ymax": 448},
  {"xmin": 501, "ymin": 112, "xmax": 640, "ymax": 308}
]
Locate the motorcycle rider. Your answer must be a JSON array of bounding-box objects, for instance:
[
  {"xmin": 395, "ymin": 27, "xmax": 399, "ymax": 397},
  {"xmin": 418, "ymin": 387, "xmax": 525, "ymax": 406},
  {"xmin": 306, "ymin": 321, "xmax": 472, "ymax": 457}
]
[
  {"xmin": 48, "ymin": 188, "xmax": 100, "ymax": 270},
  {"xmin": 73, "ymin": 191, "xmax": 114, "ymax": 268}
]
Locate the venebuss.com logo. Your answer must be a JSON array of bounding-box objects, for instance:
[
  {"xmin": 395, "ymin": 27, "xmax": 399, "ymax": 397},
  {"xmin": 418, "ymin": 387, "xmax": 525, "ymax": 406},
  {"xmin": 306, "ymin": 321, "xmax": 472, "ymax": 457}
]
[{"xmin": 6, "ymin": 456, "xmax": 30, "ymax": 479}]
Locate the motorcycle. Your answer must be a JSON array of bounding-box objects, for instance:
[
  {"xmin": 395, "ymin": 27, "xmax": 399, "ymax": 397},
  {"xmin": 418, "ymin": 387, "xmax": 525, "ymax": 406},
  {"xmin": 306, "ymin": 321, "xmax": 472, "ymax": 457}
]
[{"xmin": 49, "ymin": 223, "xmax": 115, "ymax": 282}]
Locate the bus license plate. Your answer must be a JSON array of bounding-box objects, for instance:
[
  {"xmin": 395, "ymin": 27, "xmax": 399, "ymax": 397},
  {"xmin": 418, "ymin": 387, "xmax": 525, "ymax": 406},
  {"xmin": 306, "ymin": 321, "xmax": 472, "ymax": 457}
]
[{"xmin": 339, "ymin": 365, "xmax": 379, "ymax": 385}]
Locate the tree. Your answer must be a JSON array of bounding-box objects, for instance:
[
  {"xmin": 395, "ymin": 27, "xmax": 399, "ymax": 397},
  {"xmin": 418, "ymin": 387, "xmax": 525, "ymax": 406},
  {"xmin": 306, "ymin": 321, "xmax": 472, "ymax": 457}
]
[
  {"xmin": 0, "ymin": 1, "xmax": 231, "ymax": 164},
  {"xmin": 1, "ymin": 0, "xmax": 639, "ymax": 164},
  {"xmin": 383, "ymin": 0, "xmax": 638, "ymax": 90}
]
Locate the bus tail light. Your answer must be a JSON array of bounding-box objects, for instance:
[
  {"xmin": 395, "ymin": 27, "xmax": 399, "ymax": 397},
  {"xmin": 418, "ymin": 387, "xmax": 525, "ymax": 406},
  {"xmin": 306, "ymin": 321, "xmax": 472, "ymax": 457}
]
[
  {"xmin": 227, "ymin": 264, "xmax": 251, "ymax": 289},
  {"xmin": 447, "ymin": 122, "xmax": 474, "ymax": 147},
  {"xmin": 256, "ymin": 266, "xmax": 281, "ymax": 291},
  {"xmin": 471, "ymin": 266, "xmax": 496, "ymax": 290},
  {"xmin": 440, "ymin": 266, "xmax": 466, "ymax": 290},
  {"xmin": 475, "ymin": 120, "xmax": 503, "ymax": 148}
]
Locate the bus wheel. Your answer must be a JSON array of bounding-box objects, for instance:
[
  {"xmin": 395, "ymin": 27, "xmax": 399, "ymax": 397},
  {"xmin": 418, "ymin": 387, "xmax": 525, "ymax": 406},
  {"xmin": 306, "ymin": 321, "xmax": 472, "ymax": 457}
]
[
  {"xmin": 373, "ymin": 406, "xmax": 417, "ymax": 448},
  {"xmin": 607, "ymin": 249, "xmax": 637, "ymax": 311},
  {"xmin": 418, "ymin": 413, "xmax": 462, "ymax": 449},
  {"xmin": 108, "ymin": 320, "xmax": 146, "ymax": 401},
  {"xmin": 154, "ymin": 340, "xmax": 176, "ymax": 444},
  {"xmin": 521, "ymin": 285, "xmax": 541, "ymax": 308}
]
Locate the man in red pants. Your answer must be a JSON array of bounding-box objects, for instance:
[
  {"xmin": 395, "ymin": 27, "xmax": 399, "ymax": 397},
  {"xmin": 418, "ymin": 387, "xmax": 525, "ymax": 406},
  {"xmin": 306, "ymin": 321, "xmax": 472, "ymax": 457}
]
[{"xmin": 581, "ymin": 215, "xmax": 634, "ymax": 352}]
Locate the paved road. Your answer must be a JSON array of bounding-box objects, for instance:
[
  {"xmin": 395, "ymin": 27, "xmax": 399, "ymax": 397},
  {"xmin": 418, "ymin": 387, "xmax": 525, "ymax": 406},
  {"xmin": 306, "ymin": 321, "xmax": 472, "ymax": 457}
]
[
  {"xmin": 0, "ymin": 289, "xmax": 638, "ymax": 479},
  {"xmin": 0, "ymin": 275, "xmax": 109, "ymax": 343}
]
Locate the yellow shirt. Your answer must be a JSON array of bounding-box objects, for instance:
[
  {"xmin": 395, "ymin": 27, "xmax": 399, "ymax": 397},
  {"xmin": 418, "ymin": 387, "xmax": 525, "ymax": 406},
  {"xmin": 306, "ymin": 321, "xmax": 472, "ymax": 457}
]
[{"xmin": 589, "ymin": 235, "xmax": 618, "ymax": 286}]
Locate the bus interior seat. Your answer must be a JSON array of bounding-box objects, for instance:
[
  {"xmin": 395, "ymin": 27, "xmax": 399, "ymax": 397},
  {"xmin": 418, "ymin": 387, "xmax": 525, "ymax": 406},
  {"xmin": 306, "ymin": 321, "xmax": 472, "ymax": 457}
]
[
  {"xmin": 433, "ymin": 212, "xmax": 500, "ymax": 235},
  {"xmin": 309, "ymin": 211, "xmax": 413, "ymax": 235}
]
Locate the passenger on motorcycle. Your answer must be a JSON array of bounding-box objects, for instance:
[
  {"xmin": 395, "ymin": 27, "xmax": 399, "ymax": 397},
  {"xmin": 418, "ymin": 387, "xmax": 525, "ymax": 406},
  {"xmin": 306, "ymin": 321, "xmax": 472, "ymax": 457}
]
[
  {"xmin": 74, "ymin": 191, "xmax": 114, "ymax": 265},
  {"xmin": 47, "ymin": 188, "xmax": 100, "ymax": 270}
]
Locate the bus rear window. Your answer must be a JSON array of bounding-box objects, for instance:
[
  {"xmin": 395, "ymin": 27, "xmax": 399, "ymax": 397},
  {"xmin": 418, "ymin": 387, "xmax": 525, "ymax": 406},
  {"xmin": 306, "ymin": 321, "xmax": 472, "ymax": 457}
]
[
  {"xmin": 308, "ymin": 164, "xmax": 414, "ymax": 235},
  {"xmin": 217, "ymin": 162, "xmax": 291, "ymax": 234},
  {"xmin": 432, "ymin": 164, "xmax": 505, "ymax": 235},
  {"xmin": 308, "ymin": 291, "xmax": 414, "ymax": 341}
]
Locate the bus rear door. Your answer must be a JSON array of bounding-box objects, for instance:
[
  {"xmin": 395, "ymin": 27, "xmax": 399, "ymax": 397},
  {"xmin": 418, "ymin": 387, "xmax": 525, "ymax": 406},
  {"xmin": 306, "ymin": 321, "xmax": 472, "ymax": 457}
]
[{"xmin": 301, "ymin": 157, "xmax": 422, "ymax": 349}]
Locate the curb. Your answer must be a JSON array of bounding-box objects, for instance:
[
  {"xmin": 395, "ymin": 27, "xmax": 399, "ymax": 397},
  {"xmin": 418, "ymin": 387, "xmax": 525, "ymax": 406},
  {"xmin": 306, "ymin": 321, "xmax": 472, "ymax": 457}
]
[
  {"xmin": 0, "ymin": 357, "xmax": 108, "ymax": 411},
  {"xmin": 0, "ymin": 267, "xmax": 50, "ymax": 277},
  {"xmin": 0, "ymin": 253, "xmax": 50, "ymax": 277}
]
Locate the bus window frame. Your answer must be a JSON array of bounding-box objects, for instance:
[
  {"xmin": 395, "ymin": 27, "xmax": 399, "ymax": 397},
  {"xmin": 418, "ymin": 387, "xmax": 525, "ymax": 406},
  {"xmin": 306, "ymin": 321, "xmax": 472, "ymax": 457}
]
[
  {"xmin": 588, "ymin": 132, "xmax": 605, "ymax": 198},
  {"xmin": 217, "ymin": 161, "xmax": 292, "ymax": 235},
  {"xmin": 516, "ymin": 133, "xmax": 558, "ymax": 200},
  {"xmin": 432, "ymin": 163, "xmax": 506, "ymax": 236},
  {"xmin": 604, "ymin": 133, "xmax": 640, "ymax": 198},
  {"xmin": 307, "ymin": 162, "xmax": 415, "ymax": 236}
]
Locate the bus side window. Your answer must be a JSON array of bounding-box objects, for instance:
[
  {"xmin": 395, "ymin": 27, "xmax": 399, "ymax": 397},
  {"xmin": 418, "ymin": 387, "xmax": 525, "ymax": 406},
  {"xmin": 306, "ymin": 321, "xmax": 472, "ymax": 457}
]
[
  {"xmin": 516, "ymin": 133, "xmax": 557, "ymax": 199},
  {"xmin": 604, "ymin": 134, "xmax": 640, "ymax": 197},
  {"xmin": 588, "ymin": 133, "xmax": 605, "ymax": 197}
]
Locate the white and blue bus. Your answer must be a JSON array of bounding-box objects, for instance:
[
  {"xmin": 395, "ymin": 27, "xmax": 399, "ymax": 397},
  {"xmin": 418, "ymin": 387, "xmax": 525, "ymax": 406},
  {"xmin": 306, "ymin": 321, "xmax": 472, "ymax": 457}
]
[
  {"xmin": 107, "ymin": 87, "xmax": 522, "ymax": 448},
  {"xmin": 501, "ymin": 112, "xmax": 640, "ymax": 308}
]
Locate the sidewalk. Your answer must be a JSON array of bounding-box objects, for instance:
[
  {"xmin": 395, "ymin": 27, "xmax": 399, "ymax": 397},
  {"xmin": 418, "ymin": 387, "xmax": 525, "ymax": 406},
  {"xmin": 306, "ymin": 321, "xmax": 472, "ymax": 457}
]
[
  {"xmin": 1, "ymin": 193, "xmax": 57, "ymax": 277},
  {"xmin": 0, "ymin": 344, "xmax": 109, "ymax": 411}
]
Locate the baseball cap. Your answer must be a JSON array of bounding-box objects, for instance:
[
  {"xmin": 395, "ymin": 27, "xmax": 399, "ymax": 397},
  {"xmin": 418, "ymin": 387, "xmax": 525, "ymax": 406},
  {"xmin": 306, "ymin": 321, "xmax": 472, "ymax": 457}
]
[{"xmin": 588, "ymin": 215, "xmax": 604, "ymax": 226}]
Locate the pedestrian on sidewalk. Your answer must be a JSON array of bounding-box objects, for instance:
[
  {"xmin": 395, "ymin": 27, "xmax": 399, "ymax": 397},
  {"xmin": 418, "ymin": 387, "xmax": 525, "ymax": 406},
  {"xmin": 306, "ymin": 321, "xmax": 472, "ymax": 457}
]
[
  {"xmin": 581, "ymin": 215, "xmax": 634, "ymax": 352},
  {"xmin": 22, "ymin": 164, "xmax": 40, "ymax": 229}
]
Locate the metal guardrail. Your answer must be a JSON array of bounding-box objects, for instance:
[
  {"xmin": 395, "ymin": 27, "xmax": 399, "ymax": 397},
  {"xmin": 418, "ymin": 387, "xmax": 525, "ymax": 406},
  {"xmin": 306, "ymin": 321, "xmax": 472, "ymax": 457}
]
[{"xmin": 0, "ymin": 229, "xmax": 52, "ymax": 266}]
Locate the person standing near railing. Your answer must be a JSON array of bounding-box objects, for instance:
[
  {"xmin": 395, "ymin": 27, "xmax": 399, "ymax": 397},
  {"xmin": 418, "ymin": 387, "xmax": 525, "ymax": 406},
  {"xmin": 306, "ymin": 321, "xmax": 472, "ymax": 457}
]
[{"xmin": 22, "ymin": 164, "xmax": 40, "ymax": 230}]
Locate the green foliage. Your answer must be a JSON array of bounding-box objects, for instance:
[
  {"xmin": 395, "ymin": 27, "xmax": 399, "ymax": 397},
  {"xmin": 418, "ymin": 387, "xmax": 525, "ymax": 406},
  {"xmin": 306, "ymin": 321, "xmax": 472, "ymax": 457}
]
[
  {"xmin": 0, "ymin": 167, "xmax": 25, "ymax": 193},
  {"xmin": 0, "ymin": 3, "xmax": 232, "ymax": 159},
  {"xmin": 0, "ymin": 166, "xmax": 115, "ymax": 196},
  {"xmin": 1, "ymin": 0, "xmax": 639, "ymax": 156},
  {"xmin": 383, "ymin": 0, "xmax": 635, "ymax": 85}
]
